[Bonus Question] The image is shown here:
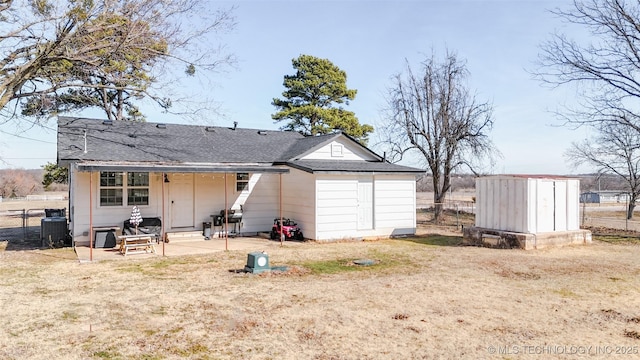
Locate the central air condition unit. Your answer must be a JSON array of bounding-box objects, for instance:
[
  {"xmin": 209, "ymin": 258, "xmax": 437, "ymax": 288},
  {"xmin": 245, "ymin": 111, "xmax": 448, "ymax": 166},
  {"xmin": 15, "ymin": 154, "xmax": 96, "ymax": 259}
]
[
  {"xmin": 244, "ymin": 252, "xmax": 269, "ymax": 274},
  {"xmin": 41, "ymin": 217, "xmax": 68, "ymax": 247}
]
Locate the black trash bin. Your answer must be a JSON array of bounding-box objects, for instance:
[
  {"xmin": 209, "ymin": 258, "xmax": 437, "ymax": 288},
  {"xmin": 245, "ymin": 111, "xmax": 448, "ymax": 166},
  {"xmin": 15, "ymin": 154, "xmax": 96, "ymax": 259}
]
[
  {"xmin": 203, "ymin": 222, "xmax": 212, "ymax": 239},
  {"xmin": 45, "ymin": 208, "xmax": 66, "ymax": 217}
]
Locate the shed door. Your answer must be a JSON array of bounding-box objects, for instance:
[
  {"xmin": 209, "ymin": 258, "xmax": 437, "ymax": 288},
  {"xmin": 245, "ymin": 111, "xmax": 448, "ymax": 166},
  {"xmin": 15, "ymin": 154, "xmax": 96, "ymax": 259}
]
[
  {"xmin": 357, "ymin": 178, "xmax": 373, "ymax": 230},
  {"xmin": 554, "ymin": 181, "xmax": 568, "ymax": 231},
  {"xmin": 537, "ymin": 180, "xmax": 555, "ymax": 232},
  {"xmin": 170, "ymin": 174, "xmax": 194, "ymax": 228}
]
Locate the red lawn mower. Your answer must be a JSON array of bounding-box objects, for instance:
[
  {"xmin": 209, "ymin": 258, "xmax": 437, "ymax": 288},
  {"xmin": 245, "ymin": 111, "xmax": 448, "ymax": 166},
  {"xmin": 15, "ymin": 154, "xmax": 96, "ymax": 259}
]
[{"xmin": 270, "ymin": 218, "xmax": 304, "ymax": 241}]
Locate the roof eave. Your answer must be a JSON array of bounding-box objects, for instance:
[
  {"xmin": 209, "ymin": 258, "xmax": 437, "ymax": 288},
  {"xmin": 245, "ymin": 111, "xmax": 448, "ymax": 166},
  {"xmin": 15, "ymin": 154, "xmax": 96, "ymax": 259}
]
[{"xmin": 73, "ymin": 161, "xmax": 289, "ymax": 174}]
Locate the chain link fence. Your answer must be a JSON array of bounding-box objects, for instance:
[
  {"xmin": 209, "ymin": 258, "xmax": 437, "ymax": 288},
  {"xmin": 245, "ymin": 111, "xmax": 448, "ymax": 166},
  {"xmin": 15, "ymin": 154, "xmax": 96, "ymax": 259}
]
[
  {"xmin": 580, "ymin": 203, "xmax": 640, "ymax": 232},
  {"xmin": 0, "ymin": 208, "xmax": 67, "ymax": 250},
  {"xmin": 417, "ymin": 199, "xmax": 476, "ymax": 229}
]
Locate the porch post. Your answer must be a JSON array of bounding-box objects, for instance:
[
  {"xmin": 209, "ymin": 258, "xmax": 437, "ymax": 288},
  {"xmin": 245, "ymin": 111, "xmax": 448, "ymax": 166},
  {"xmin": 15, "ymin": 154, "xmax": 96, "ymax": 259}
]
[
  {"xmin": 89, "ymin": 171, "xmax": 93, "ymax": 261},
  {"xmin": 224, "ymin": 172, "xmax": 228, "ymax": 251},
  {"xmin": 280, "ymin": 173, "xmax": 283, "ymax": 246},
  {"xmin": 162, "ymin": 173, "xmax": 166, "ymax": 257}
]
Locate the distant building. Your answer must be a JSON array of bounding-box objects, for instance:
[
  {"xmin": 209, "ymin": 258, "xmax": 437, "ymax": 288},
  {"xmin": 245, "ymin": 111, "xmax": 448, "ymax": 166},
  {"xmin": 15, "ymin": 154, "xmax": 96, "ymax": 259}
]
[{"xmin": 580, "ymin": 190, "xmax": 629, "ymax": 204}]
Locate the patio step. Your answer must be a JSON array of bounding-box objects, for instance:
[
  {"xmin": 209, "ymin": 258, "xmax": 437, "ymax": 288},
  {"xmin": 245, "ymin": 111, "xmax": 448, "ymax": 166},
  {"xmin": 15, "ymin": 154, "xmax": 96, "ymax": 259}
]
[{"xmin": 165, "ymin": 231, "xmax": 205, "ymax": 243}]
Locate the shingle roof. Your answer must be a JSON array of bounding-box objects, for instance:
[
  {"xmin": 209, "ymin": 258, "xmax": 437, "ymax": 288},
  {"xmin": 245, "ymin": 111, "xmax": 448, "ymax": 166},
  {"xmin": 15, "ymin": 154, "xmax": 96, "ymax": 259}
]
[
  {"xmin": 57, "ymin": 117, "xmax": 423, "ymax": 174},
  {"xmin": 57, "ymin": 117, "xmax": 304, "ymax": 164},
  {"xmin": 285, "ymin": 160, "xmax": 424, "ymax": 174}
]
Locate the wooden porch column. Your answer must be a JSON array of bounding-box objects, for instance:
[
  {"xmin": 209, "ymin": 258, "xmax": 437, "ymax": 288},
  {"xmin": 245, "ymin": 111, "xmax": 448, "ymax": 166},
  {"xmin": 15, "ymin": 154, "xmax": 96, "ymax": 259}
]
[
  {"xmin": 280, "ymin": 173, "xmax": 283, "ymax": 246},
  {"xmin": 89, "ymin": 171, "xmax": 93, "ymax": 262},
  {"xmin": 224, "ymin": 172, "xmax": 228, "ymax": 251},
  {"xmin": 162, "ymin": 173, "xmax": 166, "ymax": 256}
]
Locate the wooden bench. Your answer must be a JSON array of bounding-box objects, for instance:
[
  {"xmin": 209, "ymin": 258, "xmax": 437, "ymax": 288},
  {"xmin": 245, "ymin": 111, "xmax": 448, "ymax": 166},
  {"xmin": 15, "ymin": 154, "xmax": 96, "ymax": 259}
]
[{"xmin": 117, "ymin": 234, "xmax": 157, "ymax": 256}]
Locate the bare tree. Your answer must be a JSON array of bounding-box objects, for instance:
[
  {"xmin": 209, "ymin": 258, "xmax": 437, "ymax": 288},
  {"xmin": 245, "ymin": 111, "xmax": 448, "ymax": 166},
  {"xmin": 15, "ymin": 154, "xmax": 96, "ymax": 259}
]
[
  {"xmin": 0, "ymin": 169, "xmax": 42, "ymax": 197},
  {"xmin": 566, "ymin": 121, "xmax": 640, "ymax": 219},
  {"xmin": 0, "ymin": 0, "xmax": 235, "ymax": 122},
  {"xmin": 381, "ymin": 51, "xmax": 498, "ymax": 221},
  {"xmin": 536, "ymin": 0, "xmax": 640, "ymax": 131}
]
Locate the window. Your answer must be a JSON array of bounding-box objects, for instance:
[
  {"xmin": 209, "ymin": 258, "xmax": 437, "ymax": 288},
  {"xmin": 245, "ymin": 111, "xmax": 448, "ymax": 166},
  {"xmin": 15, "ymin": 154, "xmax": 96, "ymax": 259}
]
[
  {"xmin": 236, "ymin": 172, "xmax": 249, "ymax": 192},
  {"xmin": 100, "ymin": 172, "xmax": 123, "ymax": 206},
  {"xmin": 331, "ymin": 143, "xmax": 344, "ymax": 157},
  {"xmin": 99, "ymin": 171, "xmax": 149, "ymax": 206},
  {"xmin": 127, "ymin": 172, "xmax": 149, "ymax": 205}
]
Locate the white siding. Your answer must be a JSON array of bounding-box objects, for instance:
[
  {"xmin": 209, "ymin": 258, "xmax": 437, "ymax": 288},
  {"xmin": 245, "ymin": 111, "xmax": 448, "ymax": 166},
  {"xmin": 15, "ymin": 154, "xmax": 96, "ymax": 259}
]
[
  {"xmin": 70, "ymin": 171, "xmax": 164, "ymax": 245},
  {"xmin": 301, "ymin": 137, "xmax": 378, "ymax": 161},
  {"xmin": 70, "ymin": 171, "xmax": 285, "ymax": 245},
  {"xmin": 69, "ymin": 165, "xmax": 417, "ymax": 243},
  {"xmin": 314, "ymin": 174, "xmax": 416, "ymax": 241},
  {"xmin": 315, "ymin": 175, "xmax": 359, "ymax": 239},
  {"xmin": 476, "ymin": 177, "xmax": 528, "ymax": 232},
  {"xmin": 536, "ymin": 180, "xmax": 555, "ymax": 232},
  {"xmin": 476, "ymin": 176, "xmax": 582, "ymax": 235},
  {"xmin": 566, "ymin": 179, "xmax": 580, "ymax": 230},
  {"xmin": 554, "ymin": 180, "xmax": 568, "ymax": 231},
  {"xmin": 281, "ymin": 169, "xmax": 316, "ymax": 238},
  {"xmin": 374, "ymin": 176, "xmax": 416, "ymax": 237}
]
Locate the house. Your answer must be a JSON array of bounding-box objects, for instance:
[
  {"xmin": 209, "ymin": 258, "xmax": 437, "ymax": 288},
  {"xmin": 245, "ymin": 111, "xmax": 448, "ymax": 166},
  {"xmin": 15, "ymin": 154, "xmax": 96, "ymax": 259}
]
[
  {"xmin": 57, "ymin": 117, "xmax": 423, "ymax": 247},
  {"xmin": 463, "ymin": 175, "xmax": 592, "ymax": 249}
]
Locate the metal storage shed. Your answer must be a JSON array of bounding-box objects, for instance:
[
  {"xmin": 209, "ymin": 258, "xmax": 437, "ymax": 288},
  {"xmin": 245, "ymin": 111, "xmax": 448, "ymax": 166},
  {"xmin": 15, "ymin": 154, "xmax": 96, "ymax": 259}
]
[{"xmin": 464, "ymin": 175, "xmax": 591, "ymax": 249}]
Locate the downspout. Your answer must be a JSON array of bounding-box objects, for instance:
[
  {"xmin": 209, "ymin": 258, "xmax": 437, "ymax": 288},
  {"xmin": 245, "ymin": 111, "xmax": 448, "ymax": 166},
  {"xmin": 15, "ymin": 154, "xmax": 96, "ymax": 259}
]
[{"xmin": 89, "ymin": 172, "xmax": 93, "ymax": 262}]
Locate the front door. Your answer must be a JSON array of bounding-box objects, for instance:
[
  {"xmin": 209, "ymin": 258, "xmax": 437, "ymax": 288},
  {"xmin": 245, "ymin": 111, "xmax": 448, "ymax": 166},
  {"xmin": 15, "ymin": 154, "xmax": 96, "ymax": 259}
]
[
  {"xmin": 170, "ymin": 174, "xmax": 194, "ymax": 228},
  {"xmin": 357, "ymin": 178, "xmax": 373, "ymax": 230}
]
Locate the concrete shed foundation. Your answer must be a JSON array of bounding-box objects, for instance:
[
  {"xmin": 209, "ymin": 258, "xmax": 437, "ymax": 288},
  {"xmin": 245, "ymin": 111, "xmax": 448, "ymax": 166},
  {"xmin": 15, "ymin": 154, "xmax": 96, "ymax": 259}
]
[{"xmin": 463, "ymin": 226, "xmax": 592, "ymax": 250}]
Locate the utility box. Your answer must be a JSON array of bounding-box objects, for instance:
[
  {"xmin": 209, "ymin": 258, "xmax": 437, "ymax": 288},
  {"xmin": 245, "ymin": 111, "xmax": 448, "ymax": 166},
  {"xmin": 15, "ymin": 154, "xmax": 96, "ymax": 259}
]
[
  {"xmin": 41, "ymin": 217, "xmax": 68, "ymax": 247},
  {"xmin": 244, "ymin": 252, "xmax": 270, "ymax": 274}
]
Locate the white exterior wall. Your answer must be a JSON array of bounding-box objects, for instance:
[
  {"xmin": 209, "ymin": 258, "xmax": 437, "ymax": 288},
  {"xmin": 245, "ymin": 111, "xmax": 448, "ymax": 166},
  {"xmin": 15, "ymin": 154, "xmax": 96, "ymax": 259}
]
[
  {"xmin": 373, "ymin": 175, "xmax": 416, "ymax": 237},
  {"xmin": 70, "ymin": 170, "xmax": 285, "ymax": 245},
  {"xmin": 476, "ymin": 176, "xmax": 581, "ymax": 234},
  {"xmin": 281, "ymin": 168, "xmax": 316, "ymax": 238},
  {"xmin": 301, "ymin": 137, "xmax": 378, "ymax": 161},
  {"xmin": 476, "ymin": 176, "xmax": 528, "ymax": 232},
  {"xmin": 70, "ymin": 169, "xmax": 164, "ymax": 246},
  {"xmin": 315, "ymin": 175, "xmax": 359, "ymax": 240},
  {"xmin": 313, "ymin": 174, "xmax": 416, "ymax": 241}
]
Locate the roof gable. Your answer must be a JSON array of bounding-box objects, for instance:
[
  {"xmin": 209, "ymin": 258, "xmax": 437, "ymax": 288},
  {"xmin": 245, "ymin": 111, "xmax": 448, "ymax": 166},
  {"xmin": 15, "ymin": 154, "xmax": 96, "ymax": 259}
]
[{"xmin": 279, "ymin": 131, "xmax": 382, "ymax": 161}]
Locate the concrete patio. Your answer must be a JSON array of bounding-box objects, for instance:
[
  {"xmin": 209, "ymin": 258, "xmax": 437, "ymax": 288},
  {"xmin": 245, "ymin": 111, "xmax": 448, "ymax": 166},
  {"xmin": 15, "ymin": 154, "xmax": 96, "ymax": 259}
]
[{"xmin": 74, "ymin": 236, "xmax": 304, "ymax": 262}]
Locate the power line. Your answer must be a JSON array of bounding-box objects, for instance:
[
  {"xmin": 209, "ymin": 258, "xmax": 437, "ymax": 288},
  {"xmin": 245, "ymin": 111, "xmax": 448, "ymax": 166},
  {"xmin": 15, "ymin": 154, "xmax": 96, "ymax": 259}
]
[{"xmin": 0, "ymin": 128, "xmax": 56, "ymax": 144}]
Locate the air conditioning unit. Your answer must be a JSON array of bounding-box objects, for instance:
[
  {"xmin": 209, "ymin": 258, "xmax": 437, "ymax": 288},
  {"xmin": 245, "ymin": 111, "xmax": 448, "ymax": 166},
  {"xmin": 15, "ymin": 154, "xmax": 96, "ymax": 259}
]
[
  {"xmin": 244, "ymin": 252, "xmax": 269, "ymax": 274},
  {"xmin": 41, "ymin": 217, "xmax": 68, "ymax": 247}
]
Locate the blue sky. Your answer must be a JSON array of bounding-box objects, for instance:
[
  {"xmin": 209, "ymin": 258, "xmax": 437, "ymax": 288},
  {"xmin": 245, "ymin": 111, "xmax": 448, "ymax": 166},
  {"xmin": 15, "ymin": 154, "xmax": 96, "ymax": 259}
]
[{"xmin": 0, "ymin": 0, "xmax": 592, "ymax": 173}]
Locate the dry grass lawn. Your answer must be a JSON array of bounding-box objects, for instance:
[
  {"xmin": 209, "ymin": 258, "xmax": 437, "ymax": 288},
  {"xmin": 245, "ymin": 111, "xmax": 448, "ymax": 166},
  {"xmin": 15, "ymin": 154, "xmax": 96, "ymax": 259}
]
[
  {"xmin": 1, "ymin": 205, "xmax": 640, "ymax": 359},
  {"xmin": 1, "ymin": 233, "xmax": 640, "ymax": 359}
]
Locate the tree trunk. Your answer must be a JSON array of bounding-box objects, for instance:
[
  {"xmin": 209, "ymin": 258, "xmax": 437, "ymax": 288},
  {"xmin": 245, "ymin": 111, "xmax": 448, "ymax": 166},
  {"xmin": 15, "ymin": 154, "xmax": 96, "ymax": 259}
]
[{"xmin": 627, "ymin": 193, "xmax": 637, "ymax": 220}]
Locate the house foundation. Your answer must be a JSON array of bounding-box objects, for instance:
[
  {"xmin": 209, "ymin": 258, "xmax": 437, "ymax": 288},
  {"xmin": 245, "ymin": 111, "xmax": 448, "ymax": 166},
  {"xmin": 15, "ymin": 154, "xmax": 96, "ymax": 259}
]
[{"xmin": 463, "ymin": 226, "xmax": 592, "ymax": 250}]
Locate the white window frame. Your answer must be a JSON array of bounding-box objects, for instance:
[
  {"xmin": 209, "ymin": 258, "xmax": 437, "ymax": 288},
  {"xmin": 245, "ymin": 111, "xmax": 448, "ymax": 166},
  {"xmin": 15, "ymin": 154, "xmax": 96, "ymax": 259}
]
[
  {"xmin": 331, "ymin": 143, "xmax": 344, "ymax": 157},
  {"xmin": 99, "ymin": 171, "xmax": 149, "ymax": 207},
  {"xmin": 236, "ymin": 172, "xmax": 250, "ymax": 192}
]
